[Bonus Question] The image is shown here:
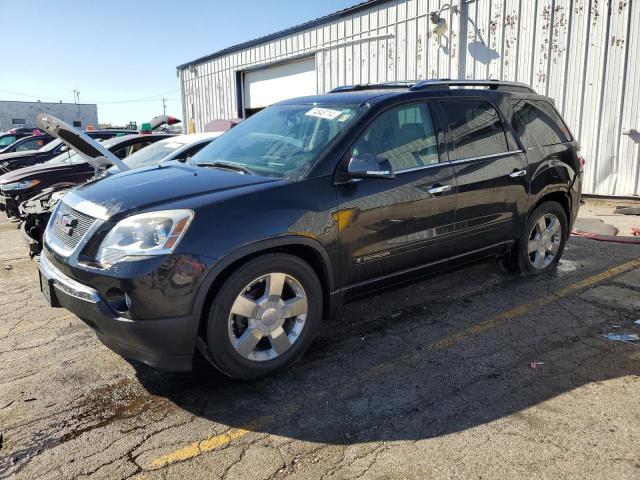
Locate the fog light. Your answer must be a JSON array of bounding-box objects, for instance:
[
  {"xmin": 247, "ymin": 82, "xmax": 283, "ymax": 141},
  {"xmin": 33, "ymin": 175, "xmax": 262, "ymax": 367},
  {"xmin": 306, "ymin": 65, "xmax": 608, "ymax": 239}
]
[{"xmin": 104, "ymin": 288, "xmax": 130, "ymax": 312}]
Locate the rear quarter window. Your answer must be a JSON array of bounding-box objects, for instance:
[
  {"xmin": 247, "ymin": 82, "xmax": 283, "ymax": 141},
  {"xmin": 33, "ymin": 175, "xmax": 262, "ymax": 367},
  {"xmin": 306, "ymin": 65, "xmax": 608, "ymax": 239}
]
[
  {"xmin": 442, "ymin": 99, "xmax": 510, "ymax": 160},
  {"xmin": 510, "ymin": 99, "xmax": 571, "ymax": 147}
]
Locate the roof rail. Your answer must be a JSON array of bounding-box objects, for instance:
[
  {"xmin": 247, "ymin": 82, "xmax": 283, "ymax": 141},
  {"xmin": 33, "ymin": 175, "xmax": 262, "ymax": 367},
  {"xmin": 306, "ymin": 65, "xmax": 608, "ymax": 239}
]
[
  {"xmin": 410, "ymin": 79, "xmax": 536, "ymax": 94},
  {"xmin": 329, "ymin": 81, "xmax": 417, "ymax": 93}
]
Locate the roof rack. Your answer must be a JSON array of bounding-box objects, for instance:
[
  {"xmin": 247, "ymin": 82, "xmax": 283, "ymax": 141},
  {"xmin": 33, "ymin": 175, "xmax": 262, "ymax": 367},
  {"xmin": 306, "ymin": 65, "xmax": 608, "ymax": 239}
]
[
  {"xmin": 409, "ymin": 79, "xmax": 536, "ymax": 94},
  {"xmin": 329, "ymin": 81, "xmax": 418, "ymax": 93}
]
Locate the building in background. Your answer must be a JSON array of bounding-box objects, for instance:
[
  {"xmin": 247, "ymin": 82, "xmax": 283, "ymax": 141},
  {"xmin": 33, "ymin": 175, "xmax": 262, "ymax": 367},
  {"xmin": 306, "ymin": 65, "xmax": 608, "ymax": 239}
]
[
  {"xmin": 0, "ymin": 100, "xmax": 98, "ymax": 132},
  {"xmin": 177, "ymin": 0, "xmax": 640, "ymax": 197}
]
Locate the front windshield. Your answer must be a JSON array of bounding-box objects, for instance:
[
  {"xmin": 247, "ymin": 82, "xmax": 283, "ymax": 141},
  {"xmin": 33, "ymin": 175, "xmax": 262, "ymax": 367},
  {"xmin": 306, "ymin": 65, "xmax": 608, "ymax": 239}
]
[
  {"xmin": 123, "ymin": 141, "xmax": 184, "ymax": 169},
  {"xmin": 40, "ymin": 139, "xmax": 63, "ymax": 152},
  {"xmin": 191, "ymin": 104, "xmax": 364, "ymax": 179},
  {"xmin": 46, "ymin": 150, "xmax": 84, "ymax": 165}
]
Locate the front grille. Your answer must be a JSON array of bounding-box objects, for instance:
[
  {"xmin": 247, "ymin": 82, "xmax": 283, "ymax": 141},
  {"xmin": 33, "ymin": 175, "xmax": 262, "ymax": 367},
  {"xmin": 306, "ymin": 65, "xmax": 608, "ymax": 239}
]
[{"xmin": 47, "ymin": 202, "xmax": 97, "ymax": 254}]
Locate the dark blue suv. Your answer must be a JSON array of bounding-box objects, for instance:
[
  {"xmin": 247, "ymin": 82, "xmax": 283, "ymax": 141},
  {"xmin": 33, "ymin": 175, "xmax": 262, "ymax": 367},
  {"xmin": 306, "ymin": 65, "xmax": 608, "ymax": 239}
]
[{"xmin": 38, "ymin": 80, "xmax": 582, "ymax": 378}]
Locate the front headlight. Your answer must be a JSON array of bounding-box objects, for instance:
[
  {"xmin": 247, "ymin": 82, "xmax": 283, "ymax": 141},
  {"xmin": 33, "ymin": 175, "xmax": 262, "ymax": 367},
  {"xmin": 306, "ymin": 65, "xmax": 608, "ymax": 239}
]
[
  {"xmin": 2, "ymin": 179, "xmax": 40, "ymax": 191},
  {"xmin": 96, "ymin": 209, "xmax": 194, "ymax": 265}
]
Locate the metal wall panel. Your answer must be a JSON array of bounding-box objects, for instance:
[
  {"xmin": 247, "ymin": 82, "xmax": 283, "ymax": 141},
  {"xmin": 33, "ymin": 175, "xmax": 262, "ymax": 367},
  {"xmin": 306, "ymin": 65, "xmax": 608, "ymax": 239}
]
[{"xmin": 179, "ymin": 0, "xmax": 640, "ymax": 196}]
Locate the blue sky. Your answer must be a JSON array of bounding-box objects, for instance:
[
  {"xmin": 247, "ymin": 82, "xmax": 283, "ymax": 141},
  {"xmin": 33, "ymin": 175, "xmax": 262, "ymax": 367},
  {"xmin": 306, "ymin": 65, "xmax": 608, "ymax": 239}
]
[{"xmin": 2, "ymin": 0, "xmax": 360, "ymax": 126}]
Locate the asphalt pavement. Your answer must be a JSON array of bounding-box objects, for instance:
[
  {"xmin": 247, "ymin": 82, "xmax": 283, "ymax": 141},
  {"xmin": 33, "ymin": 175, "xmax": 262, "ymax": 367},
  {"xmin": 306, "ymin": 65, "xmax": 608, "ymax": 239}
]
[{"xmin": 1, "ymin": 216, "xmax": 639, "ymax": 480}]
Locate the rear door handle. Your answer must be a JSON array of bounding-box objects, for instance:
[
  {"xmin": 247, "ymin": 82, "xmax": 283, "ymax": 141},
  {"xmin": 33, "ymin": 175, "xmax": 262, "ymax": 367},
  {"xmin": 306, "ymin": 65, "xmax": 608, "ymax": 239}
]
[
  {"xmin": 509, "ymin": 169, "xmax": 527, "ymax": 178},
  {"xmin": 427, "ymin": 184, "xmax": 453, "ymax": 194}
]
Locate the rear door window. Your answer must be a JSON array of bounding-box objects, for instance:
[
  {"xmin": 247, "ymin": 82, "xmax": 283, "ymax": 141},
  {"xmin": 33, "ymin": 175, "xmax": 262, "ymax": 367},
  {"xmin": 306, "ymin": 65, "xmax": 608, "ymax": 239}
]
[
  {"xmin": 15, "ymin": 138, "xmax": 44, "ymax": 152},
  {"xmin": 351, "ymin": 103, "xmax": 440, "ymax": 171},
  {"xmin": 443, "ymin": 100, "xmax": 509, "ymax": 160},
  {"xmin": 510, "ymin": 99, "xmax": 571, "ymax": 147}
]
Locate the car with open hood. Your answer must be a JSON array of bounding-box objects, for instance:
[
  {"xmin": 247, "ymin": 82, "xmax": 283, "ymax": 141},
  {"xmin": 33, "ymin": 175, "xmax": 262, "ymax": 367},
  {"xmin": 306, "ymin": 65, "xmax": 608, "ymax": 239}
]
[
  {"xmin": 37, "ymin": 81, "xmax": 582, "ymax": 379},
  {"xmin": 0, "ymin": 132, "xmax": 172, "ymax": 218},
  {"xmin": 20, "ymin": 131, "xmax": 219, "ymax": 256},
  {"xmin": 0, "ymin": 130, "xmax": 135, "ymax": 174}
]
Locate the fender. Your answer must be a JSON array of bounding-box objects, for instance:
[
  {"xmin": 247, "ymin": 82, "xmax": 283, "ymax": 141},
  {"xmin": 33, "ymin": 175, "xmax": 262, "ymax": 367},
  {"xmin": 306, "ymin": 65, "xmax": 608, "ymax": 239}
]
[
  {"xmin": 191, "ymin": 234, "xmax": 337, "ymax": 317},
  {"xmin": 528, "ymin": 185, "xmax": 571, "ymax": 214}
]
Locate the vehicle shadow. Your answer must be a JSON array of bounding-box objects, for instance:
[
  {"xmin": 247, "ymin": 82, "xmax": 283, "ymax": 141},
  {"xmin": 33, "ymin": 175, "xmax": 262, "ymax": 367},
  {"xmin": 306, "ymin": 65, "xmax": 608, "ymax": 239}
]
[{"xmin": 130, "ymin": 257, "xmax": 640, "ymax": 446}]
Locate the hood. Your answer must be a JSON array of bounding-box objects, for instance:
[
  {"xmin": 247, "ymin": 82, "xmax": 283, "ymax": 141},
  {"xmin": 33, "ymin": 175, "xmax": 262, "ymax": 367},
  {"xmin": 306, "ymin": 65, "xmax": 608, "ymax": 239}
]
[
  {"xmin": 36, "ymin": 113, "xmax": 129, "ymax": 172},
  {"xmin": 0, "ymin": 161, "xmax": 89, "ymax": 185},
  {"xmin": 65, "ymin": 164, "xmax": 278, "ymax": 220},
  {"xmin": 0, "ymin": 149, "xmax": 49, "ymax": 163}
]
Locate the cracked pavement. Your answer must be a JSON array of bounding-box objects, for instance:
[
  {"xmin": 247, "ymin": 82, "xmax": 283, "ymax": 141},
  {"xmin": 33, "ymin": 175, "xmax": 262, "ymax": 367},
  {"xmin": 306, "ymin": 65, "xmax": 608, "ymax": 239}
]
[{"xmin": 0, "ymin": 215, "xmax": 639, "ymax": 479}]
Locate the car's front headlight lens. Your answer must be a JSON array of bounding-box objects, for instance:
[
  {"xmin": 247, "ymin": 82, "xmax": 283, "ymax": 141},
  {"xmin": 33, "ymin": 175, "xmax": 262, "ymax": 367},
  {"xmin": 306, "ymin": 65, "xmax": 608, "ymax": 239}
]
[
  {"xmin": 96, "ymin": 209, "xmax": 194, "ymax": 265},
  {"xmin": 2, "ymin": 179, "xmax": 40, "ymax": 191}
]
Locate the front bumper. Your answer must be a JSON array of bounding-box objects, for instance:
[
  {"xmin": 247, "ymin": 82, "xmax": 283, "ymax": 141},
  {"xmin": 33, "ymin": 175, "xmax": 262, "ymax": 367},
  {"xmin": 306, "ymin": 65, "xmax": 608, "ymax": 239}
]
[
  {"xmin": 0, "ymin": 191, "xmax": 21, "ymax": 218},
  {"xmin": 39, "ymin": 252, "xmax": 200, "ymax": 371}
]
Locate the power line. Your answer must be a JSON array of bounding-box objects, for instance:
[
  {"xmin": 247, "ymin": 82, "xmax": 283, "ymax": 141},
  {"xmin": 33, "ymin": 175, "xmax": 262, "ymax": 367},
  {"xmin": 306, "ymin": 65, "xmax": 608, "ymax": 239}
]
[
  {"xmin": 96, "ymin": 89, "xmax": 181, "ymax": 105},
  {"xmin": 0, "ymin": 88, "xmax": 180, "ymax": 105},
  {"xmin": 0, "ymin": 88, "xmax": 62, "ymax": 102}
]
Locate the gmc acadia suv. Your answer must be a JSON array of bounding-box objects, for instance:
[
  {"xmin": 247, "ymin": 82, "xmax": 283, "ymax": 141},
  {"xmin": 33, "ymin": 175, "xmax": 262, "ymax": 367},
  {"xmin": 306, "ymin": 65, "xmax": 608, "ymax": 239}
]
[{"xmin": 37, "ymin": 80, "xmax": 582, "ymax": 378}]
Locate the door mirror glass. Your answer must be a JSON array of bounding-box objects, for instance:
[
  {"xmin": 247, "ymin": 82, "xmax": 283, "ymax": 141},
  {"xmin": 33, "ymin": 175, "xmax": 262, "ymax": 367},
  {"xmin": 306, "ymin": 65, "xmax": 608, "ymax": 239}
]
[{"xmin": 346, "ymin": 154, "xmax": 395, "ymax": 179}]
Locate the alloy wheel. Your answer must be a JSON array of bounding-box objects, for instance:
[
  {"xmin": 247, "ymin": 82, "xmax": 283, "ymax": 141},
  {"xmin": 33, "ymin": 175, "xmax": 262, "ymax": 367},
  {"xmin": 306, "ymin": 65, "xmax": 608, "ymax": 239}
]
[
  {"xmin": 227, "ymin": 272, "xmax": 308, "ymax": 362},
  {"xmin": 527, "ymin": 213, "xmax": 562, "ymax": 269}
]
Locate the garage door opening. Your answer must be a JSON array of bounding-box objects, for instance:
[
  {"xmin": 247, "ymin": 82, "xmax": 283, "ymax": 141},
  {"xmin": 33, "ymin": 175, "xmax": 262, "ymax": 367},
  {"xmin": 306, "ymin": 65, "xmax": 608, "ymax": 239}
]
[{"xmin": 242, "ymin": 57, "xmax": 317, "ymax": 117}]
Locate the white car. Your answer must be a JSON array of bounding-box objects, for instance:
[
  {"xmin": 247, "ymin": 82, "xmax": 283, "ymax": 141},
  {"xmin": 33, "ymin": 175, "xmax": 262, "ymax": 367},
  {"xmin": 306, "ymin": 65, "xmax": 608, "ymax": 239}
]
[{"xmin": 110, "ymin": 131, "xmax": 224, "ymax": 173}]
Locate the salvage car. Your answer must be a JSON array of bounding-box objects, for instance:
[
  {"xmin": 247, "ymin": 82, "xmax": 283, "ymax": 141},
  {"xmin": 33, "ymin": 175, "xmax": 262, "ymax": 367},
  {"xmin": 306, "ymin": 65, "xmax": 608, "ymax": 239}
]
[
  {"xmin": 0, "ymin": 130, "xmax": 135, "ymax": 173},
  {"xmin": 20, "ymin": 132, "xmax": 220, "ymax": 256},
  {"xmin": 37, "ymin": 80, "xmax": 582, "ymax": 378},
  {"xmin": 0, "ymin": 133, "xmax": 172, "ymax": 218}
]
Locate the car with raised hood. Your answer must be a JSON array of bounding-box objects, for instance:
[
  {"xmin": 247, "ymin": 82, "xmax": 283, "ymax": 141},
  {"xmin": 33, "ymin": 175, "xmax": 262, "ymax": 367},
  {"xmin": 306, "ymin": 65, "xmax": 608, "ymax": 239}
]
[
  {"xmin": 20, "ymin": 131, "xmax": 221, "ymax": 256},
  {"xmin": 0, "ymin": 132, "xmax": 172, "ymax": 218},
  {"xmin": 0, "ymin": 130, "xmax": 135, "ymax": 174},
  {"xmin": 37, "ymin": 80, "xmax": 583, "ymax": 379}
]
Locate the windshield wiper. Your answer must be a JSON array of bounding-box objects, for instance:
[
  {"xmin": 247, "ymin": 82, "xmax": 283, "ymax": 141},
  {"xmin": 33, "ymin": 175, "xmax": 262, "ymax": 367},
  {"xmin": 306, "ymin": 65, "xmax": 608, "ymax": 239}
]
[{"xmin": 193, "ymin": 161, "xmax": 255, "ymax": 175}]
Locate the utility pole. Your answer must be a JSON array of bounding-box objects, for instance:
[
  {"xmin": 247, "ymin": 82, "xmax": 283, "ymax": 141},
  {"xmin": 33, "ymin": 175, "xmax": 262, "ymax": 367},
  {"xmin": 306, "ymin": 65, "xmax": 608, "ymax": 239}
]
[{"xmin": 162, "ymin": 98, "xmax": 167, "ymax": 116}]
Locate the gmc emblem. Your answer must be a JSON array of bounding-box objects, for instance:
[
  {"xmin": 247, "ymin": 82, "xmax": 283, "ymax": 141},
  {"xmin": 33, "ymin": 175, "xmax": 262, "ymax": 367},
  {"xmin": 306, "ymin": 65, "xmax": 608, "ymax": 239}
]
[{"xmin": 58, "ymin": 214, "xmax": 78, "ymax": 236}]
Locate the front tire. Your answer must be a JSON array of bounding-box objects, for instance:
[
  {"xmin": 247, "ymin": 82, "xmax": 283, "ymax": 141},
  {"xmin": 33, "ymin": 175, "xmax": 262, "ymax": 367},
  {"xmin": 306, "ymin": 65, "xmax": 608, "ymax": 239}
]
[
  {"xmin": 503, "ymin": 201, "xmax": 568, "ymax": 275},
  {"xmin": 205, "ymin": 254, "xmax": 322, "ymax": 379}
]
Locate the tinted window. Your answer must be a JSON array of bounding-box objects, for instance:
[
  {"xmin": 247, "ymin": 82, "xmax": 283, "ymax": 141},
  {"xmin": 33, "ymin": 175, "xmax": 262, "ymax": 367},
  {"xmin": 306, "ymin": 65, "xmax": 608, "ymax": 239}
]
[
  {"xmin": 444, "ymin": 100, "xmax": 509, "ymax": 160},
  {"xmin": 351, "ymin": 103, "xmax": 439, "ymax": 171},
  {"xmin": 0, "ymin": 136, "xmax": 17, "ymax": 147},
  {"xmin": 15, "ymin": 138, "xmax": 44, "ymax": 152},
  {"xmin": 511, "ymin": 100, "xmax": 571, "ymax": 147}
]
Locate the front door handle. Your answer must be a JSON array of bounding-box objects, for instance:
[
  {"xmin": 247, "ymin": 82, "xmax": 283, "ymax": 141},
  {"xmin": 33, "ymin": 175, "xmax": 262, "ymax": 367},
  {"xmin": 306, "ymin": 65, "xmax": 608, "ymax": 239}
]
[
  {"xmin": 427, "ymin": 184, "xmax": 453, "ymax": 194},
  {"xmin": 509, "ymin": 169, "xmax": 527, "ymax": 178}
]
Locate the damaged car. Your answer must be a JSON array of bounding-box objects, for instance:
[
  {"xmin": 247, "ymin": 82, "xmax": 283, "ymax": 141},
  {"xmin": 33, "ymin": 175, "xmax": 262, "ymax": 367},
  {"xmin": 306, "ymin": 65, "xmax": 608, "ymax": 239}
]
[
  {"xmin": 20, "ymin": 131, "xmax": 221, "ymax": 256},
  {"xmin": 0, "ymin": 132, "xmax": 172, "ymax": 219},
  {"xmin": 0, "ymin": 130, "xmax": 135, "ymax": 173}
]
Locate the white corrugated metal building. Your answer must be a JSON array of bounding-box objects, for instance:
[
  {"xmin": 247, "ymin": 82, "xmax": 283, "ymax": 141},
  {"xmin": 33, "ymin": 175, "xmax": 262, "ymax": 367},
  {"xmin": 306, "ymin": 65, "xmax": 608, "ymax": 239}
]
[{"xmin": 177, "ymin": 0, "xmax": 640, "ymax": 197}]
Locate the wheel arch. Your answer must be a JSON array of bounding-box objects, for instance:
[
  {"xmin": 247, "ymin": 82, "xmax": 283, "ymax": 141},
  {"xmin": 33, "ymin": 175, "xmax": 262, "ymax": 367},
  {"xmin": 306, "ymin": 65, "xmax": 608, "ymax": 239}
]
[
  {"xmin": 528, "ymin": 188, "xmax": 572, "ymax": 238},
  {"xmin": 193, "ymin": 236, "xmax": 337, "ymax": 338}
]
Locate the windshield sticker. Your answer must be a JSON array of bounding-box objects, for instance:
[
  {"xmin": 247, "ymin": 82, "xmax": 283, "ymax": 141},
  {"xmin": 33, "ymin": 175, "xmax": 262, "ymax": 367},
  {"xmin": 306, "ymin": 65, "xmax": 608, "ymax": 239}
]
[
  {"xmin": 305, "ymin": 107, "xmax": 343, "ymax": 120},
  {"xmin": 163, "ymin": 142, "xmax": 183, "ymax": 149}
]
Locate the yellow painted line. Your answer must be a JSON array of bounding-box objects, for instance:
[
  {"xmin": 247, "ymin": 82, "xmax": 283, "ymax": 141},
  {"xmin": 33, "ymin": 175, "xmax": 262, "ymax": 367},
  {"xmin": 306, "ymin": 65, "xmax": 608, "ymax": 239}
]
[
  {"xmin": 146, "ymin": 258, "xmax": 640, "ymax": 470},
  {"xmin": 148, "ymin": 416, "xmax": 273, "ymax": 470},
  {"xmin": 369, "ymin": 257, "xmax": 640, "ymax": 376}
]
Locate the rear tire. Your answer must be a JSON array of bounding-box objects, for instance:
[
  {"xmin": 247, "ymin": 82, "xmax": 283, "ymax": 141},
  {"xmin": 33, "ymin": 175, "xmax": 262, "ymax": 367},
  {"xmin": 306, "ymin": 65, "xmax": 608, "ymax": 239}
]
[
  {"xmin": 205, "ymin": 254, "xmax": 322, "ymax": 379},
  {"xmin": 502, "ymin": 201, "xmax": 568, "ymax": 275}
]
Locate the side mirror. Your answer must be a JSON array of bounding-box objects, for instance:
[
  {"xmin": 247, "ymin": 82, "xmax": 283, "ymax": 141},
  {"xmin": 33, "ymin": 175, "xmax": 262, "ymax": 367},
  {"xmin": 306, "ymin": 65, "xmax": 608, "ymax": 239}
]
[{"xmin": 344, "ymin": 154, "xmax": 395, "ymax": 180}]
